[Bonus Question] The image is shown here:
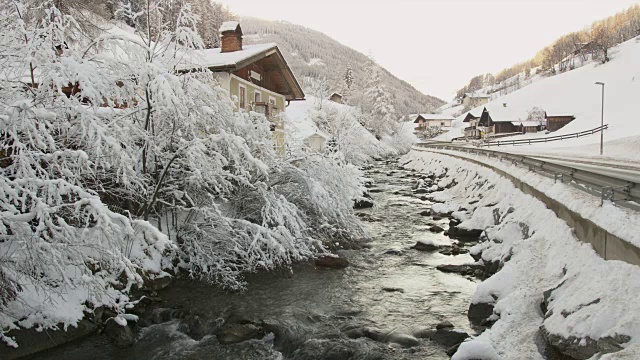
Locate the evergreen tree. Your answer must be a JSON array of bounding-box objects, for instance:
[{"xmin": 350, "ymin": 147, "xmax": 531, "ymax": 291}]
[{"xmin": 363, "ymin": 62, "xmax": 397, "ymax": 139}]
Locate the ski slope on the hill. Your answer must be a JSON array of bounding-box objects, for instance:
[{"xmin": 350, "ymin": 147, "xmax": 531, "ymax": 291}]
[{"xmin": 438, "ymin": 37, "xmax": 640, "ymax": 160}]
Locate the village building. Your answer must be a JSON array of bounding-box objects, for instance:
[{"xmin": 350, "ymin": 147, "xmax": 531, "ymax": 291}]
[
  {"xmin": 462, "ymin": 92, "xmax": 491, "ymax": 108},
  {"xmin": 328, "ymin": 93, "xmax": 344, "ymax": 104},
  {"xmin": 413, "ymin": 114, "xmax": 454, "ymax": 129},
  {"xmin": 463, "ymin": 112, "xmax": 481, "ymax": 138},
  {"xmin": 546, "ymin": 114, "xmax": 576, "ymax": 132},
  {"xmin": 478, "ymin": 105, "xmax": 541, "ymax": 136},
  {"xmin": 188, "ymin": 21, "xmax": 305, "ymax": 154},
  {"xmin": 303, "ymin": 132, "xmax": 329, "ymax": 152}
]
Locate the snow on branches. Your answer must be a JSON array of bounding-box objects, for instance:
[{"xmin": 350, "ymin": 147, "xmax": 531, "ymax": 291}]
[{"xmin": 0, "ymin": 0, "xmax": 366, "ymax": 344}]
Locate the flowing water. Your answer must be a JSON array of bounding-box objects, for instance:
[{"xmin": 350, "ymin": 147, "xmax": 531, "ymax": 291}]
[{"xmin": 31, "ymin": 159, "xmax": 477, "ymax": 360}]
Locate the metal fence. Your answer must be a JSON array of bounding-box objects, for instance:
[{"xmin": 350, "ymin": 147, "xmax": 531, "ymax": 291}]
[
  {"xmin": 481, "ymin": 124, "xmax": 609, "ymax": 147},
  {"xmin": 414, "ymin": 143, "xmax": 639, "ymax": 207}
]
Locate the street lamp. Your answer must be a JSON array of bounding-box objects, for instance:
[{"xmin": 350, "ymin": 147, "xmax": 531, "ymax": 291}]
[{"xmin": 595, "ymin": 82, "xmax": 605, "ymax": 155}]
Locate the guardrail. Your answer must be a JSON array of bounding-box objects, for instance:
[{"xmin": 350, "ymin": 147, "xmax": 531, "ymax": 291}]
[
  {"xmin": 481, "ymin": 124, "xmax": 609, "ymax": 147},
  {"xmin": 415, "ymin": 143, "xmax": 640, "ymax": 207}
]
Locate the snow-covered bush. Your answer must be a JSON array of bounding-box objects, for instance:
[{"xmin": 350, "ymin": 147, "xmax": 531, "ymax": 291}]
[{"xmin": 0, "ymin": 0, "xmax": 367, "ymax": 345}]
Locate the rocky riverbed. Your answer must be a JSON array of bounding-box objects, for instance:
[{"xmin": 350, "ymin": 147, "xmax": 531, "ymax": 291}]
[{"xmin": 19, "ymin": 159, "xmax": 487, "ymax": 360}]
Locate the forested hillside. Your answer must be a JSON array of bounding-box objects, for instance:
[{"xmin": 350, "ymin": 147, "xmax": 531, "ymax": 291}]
[{"xmin": 240, "ymin": 17, "xmax": 445, "ymax": 115}]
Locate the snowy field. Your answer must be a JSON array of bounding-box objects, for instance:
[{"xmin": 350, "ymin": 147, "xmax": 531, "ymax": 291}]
[{"xmin": 437, "ymin": 37, "xmax": 640, "ymax": 161}]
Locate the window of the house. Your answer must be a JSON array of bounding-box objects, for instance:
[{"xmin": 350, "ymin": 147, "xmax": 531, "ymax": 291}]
[
  {"xmin": 254, "ymin": 91, "xmax": 261, "ymax": 103},
  {"xmin": 239, "ymin": 85, "xmax": 246, "ymax": 109}
]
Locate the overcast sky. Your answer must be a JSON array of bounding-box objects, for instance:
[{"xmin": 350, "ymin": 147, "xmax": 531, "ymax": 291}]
[{"xmin": 218, "ymin": 0, "xmax": 638, "ymax": 101}]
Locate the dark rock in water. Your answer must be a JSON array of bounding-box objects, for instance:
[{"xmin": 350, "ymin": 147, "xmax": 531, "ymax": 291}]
[
  {"xmin": 143, "ymin": 274, "xmax": 173, "ymax": 291},
  {"xmin": 541, "ymin": 327, "xmax": 630, "ymax": 360},
  {"xmin": 439, "ymin": 245, "xmax": 468, "ymax": 256},
  {"xmin": 216, "ymin": 324, "xmax": 264, "ymax": 345},
  {"xmin": 431, "ymin": 328, "xmax": 469, "ymax": 347},
  {"xmin": 432, "ymin": 216, "xmax": 443, "ymax": 221},
  {"xmin": 382, "ymin": 287, "xmax": 405, "ymax": 293},
  {"xmin": 315, "ymin": 256, "xmax": 349, "ymax": 269},
  {"xmin": 436, "ymin": 264, "xmax": 482, "ymax": 276},
  {"xmin": 383, "ymin": 249, "xmax": 403, "ymax": 256},
  {"xmin": 414, "ymin": 188, "xmax": 429, "ymax": 194},
  {"xmin": 420, "ymin": 196, "xmax": 430, "ymax": 201},
  {"xmin": 468, "ymin": 302, "xmax": 495, "ymax": 326},
  {"xmin": 448, "ymin": 226, "xmax": 483, "ymax": 242},
  {"xmin": 446, "ymin": 342, "xmax": 462, "ymax": 356},
  {"xmin": 419, "ymin": 210, "xmax": 431, "ymax": 216},
  {"xmin": 369, "ymin": 188, "xmax": 384, "ymax": 193},
  {"xmin": 436, "ymin": 320, "xmax": 454, "ymax": 329},
  {"xmin": 412, "ymin": 241, "xmax": 440, "ymax": 252},
  {"xmin": 356, "ymin": 213, "xmax": 380, "ymax": 222},
  {"xmin": 0, "ymin": 319, "xmax": 98, "ymax": 359},
  {"xmin": 354, "ymin": 194, "xmax": 374, "ymax": 209},
  {"xmin": 178, "ymin": 315, "xmax": 223, "ymax": 340},
  {"xmin": 414, "ymin": 325, "xmax": 469, "ymax": 348},
  {"xmin": 104, "ymin": 319, "xmax": 135, "ymax": 348},
  {"xmin": 429, "ymin": 225, "xmax": 445, "ymax": 233},
  {"xmin": 387, "ymin": 333, "xmax": 420, "ymax": 348}
]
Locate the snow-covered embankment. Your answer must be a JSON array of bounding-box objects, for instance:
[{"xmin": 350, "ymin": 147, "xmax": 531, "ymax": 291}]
[{"xmin": 400, "ymin": 150, "xmax": 640, "ymax": 360}]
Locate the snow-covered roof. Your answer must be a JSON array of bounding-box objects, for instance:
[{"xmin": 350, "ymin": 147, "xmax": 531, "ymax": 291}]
[
  {"xmin": 483, "ymin": 105, "xmax": 529, "ymax": 123},
  {"xmin": 220, "ymin": 21, "xmax": 240, "ymax": 33},
  {"xmin": 511, "ymin": 121, "xmax": 541, "ymax": 127},
  {"xmin": 415, "ymin": 114, "xmax": 455, "ymax": 122},
  {"xmin": 464, "ymin": 92, "xmax": 490, "ymax": 99},
  {"xmin": 305, "ymin": 131, "xmax": 330, "ymax": 140},
  {"xmin": 185, "ymin": 43, "xmax": 278, "ymax": 70}
]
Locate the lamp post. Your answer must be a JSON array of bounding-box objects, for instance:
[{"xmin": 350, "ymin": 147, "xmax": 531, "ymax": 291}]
[{"xmin": 595, "ymin": 82, "xmax": 605, "ymax": 155}]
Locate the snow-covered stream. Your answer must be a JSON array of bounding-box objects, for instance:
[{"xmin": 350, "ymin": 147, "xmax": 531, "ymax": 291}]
[{"xmin": 27, "ymin": 160, "xmax": 479, "ymax": 360}]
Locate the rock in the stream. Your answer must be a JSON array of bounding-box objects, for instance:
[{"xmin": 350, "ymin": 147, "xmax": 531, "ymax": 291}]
[
  {"xmin": 541, "ymin": 327, "xmax": 630, "ymax": 360},
  {"xmin": 382, "ymin": 287, "xmax": 405, "ymax": 293},
  {"xmin": 468, "ymin": 302, "xmax": 495, "ymax": 326},
  {"xmin": 353, "ymin": 196, "xmax": 374, "ymax": 209},
  {"xmin": 387, "ymin": 333, "xmax": 420, "ymax": 348},
  {"xmin": 315, "ymin": 256, "xmax": 349, "ymax": 269},
  {"xmin": 216, "ymin": 324, "xmax": 264, "ymax": 345},
  {"xmin": 436, "ymin": 320, "xmax": 454, "ymax": 329},
  {"xmin": 412, "ymin": 241, "xmax": 440, "ymax": 252},
  {"xmin": 419, "ymin": 210, "xmax": 431, "ymax": 216},
  {"xmin": 383, "ymin": 249, "xmax": 403, "ymax": 256},
  {"xmin": 429, "ymin": 225, "xmax": 445, "ymax": 233},
  {"xmin": 432, "ymin": 216, "xmax": 443, "ymax": 221},
  {"xmin": 414, "ymin": 324, "xmax": 469, "ymax": 347},
  {"xmin": 369, "ymin": 188, "xmax": 384, "ymax": 193},
  {"xmin": 448, "ymin": 226, "xmax": 484, "ymax": 242},
  {"xmin": 104, "ymin": 318, "xmax": 135, "ymax": 348},
  {"xmin": 436, "ymin": 264, "xmax": 484, "ymax": 276},
  {"xmin": 0, "ymin": 319, "xmax": 98, "ymax": 360},
  {"xmin": 143, "ymin": 274, "xmax": 173, "ymax": 291}
]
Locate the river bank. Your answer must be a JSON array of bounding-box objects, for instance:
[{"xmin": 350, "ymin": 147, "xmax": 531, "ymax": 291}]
[{"xmin": 8, "ymin": 158, "xmax": 483, "ymax": 360}]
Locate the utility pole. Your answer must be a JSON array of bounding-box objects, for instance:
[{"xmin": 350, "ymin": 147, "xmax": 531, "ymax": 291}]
[{"xmin": 595, "ymin": 82, "xmax": 605, "ymax": 155}]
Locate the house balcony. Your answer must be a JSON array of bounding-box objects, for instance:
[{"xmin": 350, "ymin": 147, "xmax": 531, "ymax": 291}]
[{"xmin": 253, "ymin": 102, "xmax": 281, "ymax": 131}]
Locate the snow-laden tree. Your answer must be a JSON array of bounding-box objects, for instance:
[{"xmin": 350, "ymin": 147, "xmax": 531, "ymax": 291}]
[
  {"xmin": 363, "ymin": 63, "xmax": 397, "ymax": 139},
  {"xmin": 341, "ymin": 65, "xmax": 354, "ymax": 103},
  {"xmin": 1, "ymin": 0, "xmax": 365, "ymax": 345},
  {"xmin": 0, "ymin": 0, "xmax": 171, "ymax": 345}
]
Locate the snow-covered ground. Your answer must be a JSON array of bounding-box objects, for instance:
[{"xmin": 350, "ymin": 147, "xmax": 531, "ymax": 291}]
[
  {"xmin": 402, "ymin": 150, "xmax": 640, "ymax": 360},
  {"xmin": 285, "ymin": 96, "xmax": 402, "ymax": 163},
  {"xmin": 437, "ymin": 37, "xmax": 640, "ymax": 161}
]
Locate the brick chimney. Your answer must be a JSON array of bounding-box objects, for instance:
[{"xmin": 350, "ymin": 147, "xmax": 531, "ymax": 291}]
[{"xmin": 220, "ymin": 21, "xmax": 243, "ymax": 53}]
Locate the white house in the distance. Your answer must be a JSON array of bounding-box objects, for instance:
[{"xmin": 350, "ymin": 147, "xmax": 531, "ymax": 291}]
[
  {"xmin": 413, "ymin": 114, "xmax": 455, "ymax": 129},
  {"xmin": 303, "ymin": 131, "xmax": 329, "ymax": 152},
  {"xmin": 462, "ymin": 92, "xmax": 491, "ymax": 108}
]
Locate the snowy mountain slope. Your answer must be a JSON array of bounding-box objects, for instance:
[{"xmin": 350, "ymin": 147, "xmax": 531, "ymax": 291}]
[
  {"xmin": 439, "ymin": 37, "xmax": 640, "ymax": 158},
  {"xmin": 240, "ymin": 17, "xmax": 445, "ymax": 115}
]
